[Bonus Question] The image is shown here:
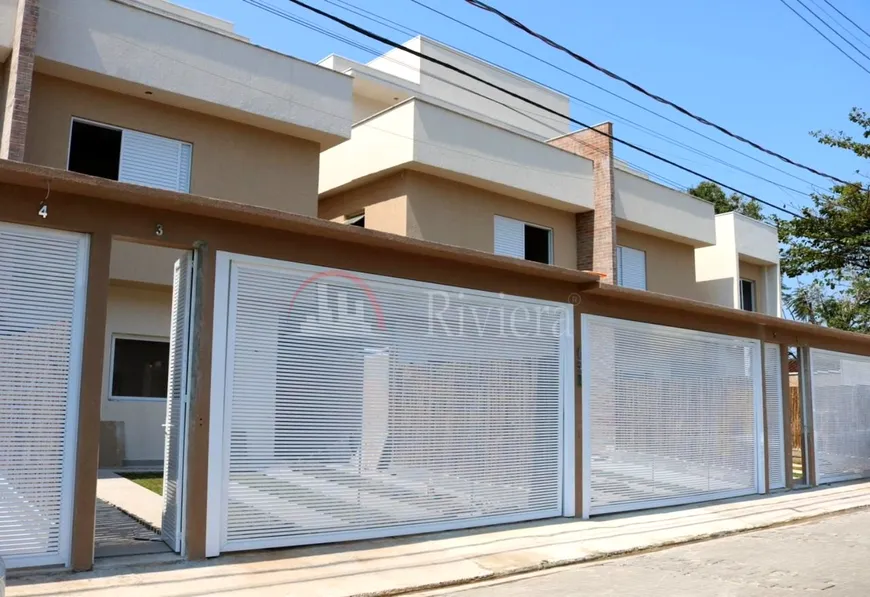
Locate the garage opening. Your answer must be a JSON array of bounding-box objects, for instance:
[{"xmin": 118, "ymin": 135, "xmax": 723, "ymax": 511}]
[
  {"xmin": 581, "ymin": 315, "xmax": 764, "ymax": 516},
  {"xmin": 206, "ymin": 253, "xmax": 574, "ymax": 555}
]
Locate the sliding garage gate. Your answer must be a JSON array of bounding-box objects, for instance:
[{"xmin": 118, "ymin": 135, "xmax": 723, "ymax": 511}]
[
  {"xmin": 810, "ymin": 349, "xmax": 870, "ymax": 484},
  {"xmin": 0, "ymin": 223, "xmax": 88, "ymax": 568},
  {"xmin": 581, "ymin": 315, "xmax": 765, "ymax": 515},
  {"xmin": 206, "ymin": 253, "xmax": 574, "ymax": 555}
]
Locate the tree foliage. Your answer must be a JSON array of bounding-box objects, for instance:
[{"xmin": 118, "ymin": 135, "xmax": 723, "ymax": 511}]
[
  {"xmin": 776, "ymin": 107, "xmax": 870, "ymax": 333},
  {"xmin": 687, "ymin": 181, "xmax": 763, "ymax": 220}
]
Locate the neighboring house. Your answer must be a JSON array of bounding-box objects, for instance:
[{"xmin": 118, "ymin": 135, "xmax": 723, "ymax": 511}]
[
  {"xmin": 1, "ymin": 1, "xmax": 778, "ymax": 469},
  {"xmin": 317, "ymin": 37, "xmax": 782, "ymax": 317},
  {"xmin": 0, "ymin": 0, "xmax": 353, "ymax": 466}
]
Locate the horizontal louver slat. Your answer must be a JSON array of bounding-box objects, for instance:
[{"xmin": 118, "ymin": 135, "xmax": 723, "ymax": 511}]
[
  {"xmin": 119, "ymin": 130, "xmax": 191, "ymax": 192},
  {"xmin": 221, "ymin": 260, "xmax": 567, "ymax": 550}
]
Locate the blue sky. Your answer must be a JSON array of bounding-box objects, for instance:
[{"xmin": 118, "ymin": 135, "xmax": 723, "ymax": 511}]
[{"xmin": 175, "ymin": 0, "xmax": 869, "ymax": 217}]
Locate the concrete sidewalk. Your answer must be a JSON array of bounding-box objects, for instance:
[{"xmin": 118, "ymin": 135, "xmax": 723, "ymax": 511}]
[
  {"xmin": 9, "ymin": 482, "xmax": 870, "ymax": 597},
  {"xmin": 96, "ymin": 470, "xmax": 163, "ymax": 530}
]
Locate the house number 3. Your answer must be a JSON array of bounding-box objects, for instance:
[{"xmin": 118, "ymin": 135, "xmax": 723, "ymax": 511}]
[{"xmin": 155, "ymin": 224, "xmax": 164, "ymax": 236}]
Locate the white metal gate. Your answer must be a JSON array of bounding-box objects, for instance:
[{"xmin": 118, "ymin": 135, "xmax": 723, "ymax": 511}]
[
  {"xmin": 161, "ymin": 253, "xmax": 195, "ymax": 552},
  {"xmin": 810, "ymin": 348, "xmax": 870, "ymax": 484},
  {"xmin": 764, "ymin": 343, "xmax": 787, "ymax": 490},
  {"xmin": 0, "ymin": 223, "xmax": 88, "ymax": 568},
  {"xmin": 581, "ymin": 315, "xmax": 764, "ymax": 516},
  {"xmin": 206, "ymin": 253, "xmax": 574, "ymax": 555}
]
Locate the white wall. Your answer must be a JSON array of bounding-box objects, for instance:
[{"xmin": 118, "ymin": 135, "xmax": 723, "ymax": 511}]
[
  {"xmin": 695, "ymin": 215, "xmax": 739, "ymax": 309},
  {"xmin": 110, "ymin": 240, "xmax": 187, "ymax": 287},
  {"xmin": 37, "ymin": 0, "xmax": 353, "ymax": 147},
  {"xmin": 101, "ymin": 284, "xmax": 173, "ymax": 464}
]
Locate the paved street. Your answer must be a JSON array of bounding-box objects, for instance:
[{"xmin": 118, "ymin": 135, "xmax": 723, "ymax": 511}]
[{"xmin": 429, "ymin": 509, "xmax": 870, "ymax": 596}]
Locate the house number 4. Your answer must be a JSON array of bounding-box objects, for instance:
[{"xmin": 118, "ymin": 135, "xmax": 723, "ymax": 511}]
[{"xmin": 38, "ymin": 203, "xmax": 48, "ymax": 218}]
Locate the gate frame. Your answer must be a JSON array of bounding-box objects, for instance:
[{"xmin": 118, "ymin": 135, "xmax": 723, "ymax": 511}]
[{"xmin": 204, "ymin": 251, "xmax": 576, "ymax": 557}]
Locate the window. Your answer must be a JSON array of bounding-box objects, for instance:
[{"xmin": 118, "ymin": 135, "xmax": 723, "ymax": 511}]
[
  {"xmin": 68, "ymin": 119, "xmax": 192, "ymax": 192},
  {"xmin": 110, "ymin": 336, "xmax": 170, "ymax": 400},
  {"xmin": 344, "ymin": 213, "xmax": 365, "ymax": 227},
  {"xmin": 493, "ymin": 215, "xmax": 553, "ymax": 265},
  {"xmin": 740, "ymin": 278, "xmax": 756, "ymax": 312},
  {"xmin": 616, "ymin": 246, "xmax": 647, "ymax": 290}
]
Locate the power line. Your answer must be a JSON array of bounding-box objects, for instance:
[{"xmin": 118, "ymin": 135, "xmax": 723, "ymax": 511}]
[
  {"xmin": 808, "ymin": 0, "xmax": 870, "ymax": 52},
  {"xmin": 821, "ymin": 0, "xmax": 870, "ymax": 42},
  {"xmin": 778, "ymin": 0, "xmax": 870, "ymax": 75},
  {"xmin": 315, "ymin": 0, "xmax": 818, "ymax": 199},
  {"xmin": 406, "ymin": 0, "xmax": 823, "ymax": 194},
  {"xmin": 282, "ymin": 0, "xmax": 806, "ymax": 218},
  {"xmin": 791, "ymin": 0, "xmax": 870, "ymax": 63},
  {"xmin": 462, "ymin": 0, "xmax": 856, "ymax": 187}
]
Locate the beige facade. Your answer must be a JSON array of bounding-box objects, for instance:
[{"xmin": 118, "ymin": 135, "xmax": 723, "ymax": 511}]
[
  {"xmin": 320, "ymin": 170, "xmax": 578, "ymax": 269},
  {"xmin": 739, "ymin": 260, "xmax": 767, "ymax": 314},
  {"xmin": 617, "ymin": 227, "xmax": 701, "ymax": 301},
  {"xmin": 25, "ymin": 73, "xmax": 322, "ymax": 215}
]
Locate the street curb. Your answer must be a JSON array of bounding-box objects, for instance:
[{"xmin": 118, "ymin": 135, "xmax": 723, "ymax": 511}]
[{"xmin": 352, "ymin": 503, "xmax": 870, "ymax": 597}]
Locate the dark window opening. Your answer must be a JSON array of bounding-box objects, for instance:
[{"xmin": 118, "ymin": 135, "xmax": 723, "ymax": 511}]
[
  {"xmin": 740, "ymin": 279, "xmax": 756, "ymax": 312},
  {"xmin": 345, "ymin": 213, "xmax": 366, "ymax": 228},
  {"xmin": 111, "ymin": 338, "xmax": 170, "ymax": 399},
  {"xmin": 524, "ymin": 224, "xmax": 551, "ymax": 264},
  {"xmin": 68, "ymin": 120, "xmax": 122, "ymax": 181}
]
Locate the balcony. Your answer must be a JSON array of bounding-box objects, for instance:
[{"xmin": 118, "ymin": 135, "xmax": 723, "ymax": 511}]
[
  {"xmin": 728, "ymin": 212, "xmax": 780, "ymax": 265},
  {"xmin": 320, "ymin": 98, "xmax": 594, "ymax": 210},
  {"xmin": 614, "ymin": 169, "xmax": 716, "ymax": 247}
]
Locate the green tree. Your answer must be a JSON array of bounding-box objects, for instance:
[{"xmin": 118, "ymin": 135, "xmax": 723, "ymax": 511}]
[
  {"xmin": 687, "ymin": 181, "xmax": 763, "ymax": 220},
  {"xmin": 776, "ymin": 107, "xmax": 870, "ymax": 332}
]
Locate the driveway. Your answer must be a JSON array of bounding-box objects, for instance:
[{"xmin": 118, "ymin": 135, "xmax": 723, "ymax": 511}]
[{"xmin": 427, "ymin": 508, "xmax": 870, "ymax": 596}]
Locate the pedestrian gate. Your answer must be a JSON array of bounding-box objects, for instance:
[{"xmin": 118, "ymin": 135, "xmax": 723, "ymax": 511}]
[
  {"xmin": 206, "ymin": 253, "xmax": 574, "ymax": 555},
  {"xmin": 0, "ymin": 223, "xmax": 88, "ymax": 568}
]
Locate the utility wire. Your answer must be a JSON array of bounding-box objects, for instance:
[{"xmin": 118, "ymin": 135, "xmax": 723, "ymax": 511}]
[
  {"xmin": 822, "ymin": 0, "xmax": 870, "ymax": 42},
  {"xmin": 282, "ymin": 0, "xmax": 806, "ymax": 218},
  {"xmin": 791, "ymin": 0, "xmax": 870, "ymax": 63},
  {"xmin": 778, "ymin": 0, "xmax": 870, "ymax": 75},
  {"xmin": 808, "ymin": 0, "xmax": 870, "ymax": 51},
  {"xmin": 463, "ymin": 0, "xmax": 856, "ymax": 187},
  {"xmin": 405, "ymin": 0, "xmax": 823, "ymax": 194}
]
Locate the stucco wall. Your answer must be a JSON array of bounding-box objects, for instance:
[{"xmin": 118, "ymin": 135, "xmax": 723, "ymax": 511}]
[
  {"xmin": 318, "ymin": 172, "xmax": 409, "ymax": 236},
  {"xmin": 405, "ymin": 171, "xmax": 576, "ymax": 268},
  {"xmin": 101, "ymin": 284, "xmax": 173, "ymax": 465},
  {"xmin": 617, "ymin": 227, "xmax": 701, "ymax": 301},
  {"xmin": 25, "ymin": 73, "xmax": 321, "ymax": 215},
  {"xmin": 353, "ymin": 95, "xmax": 392, "ymax": 122}
]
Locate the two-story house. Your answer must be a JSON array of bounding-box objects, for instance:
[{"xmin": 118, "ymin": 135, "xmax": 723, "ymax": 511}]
[
  {"xmin": 1, "ymin": 0, "xmax": 353, "ymax": 466},
  {"xmin": 317, "ymin": 37, "xmax": 782, "ymax": 318}
]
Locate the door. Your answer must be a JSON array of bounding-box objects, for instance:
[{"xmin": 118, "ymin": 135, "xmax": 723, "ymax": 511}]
[
  {"xmin": 0, "ymin": 223, "xmax": 88, "ymax": 568},
  {"xmin": 161, "ymin": 252, "xmax": 195, "ymax": 552},
  {"xmin": 206, "ymin": 254, "xmax": 574, "ymax": 555}
]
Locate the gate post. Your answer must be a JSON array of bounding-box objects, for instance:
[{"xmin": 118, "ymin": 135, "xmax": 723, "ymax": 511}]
[
  {"xmin": 70, "ymin": 230, "xmax": 111, "ymax": 572},
  {"xmin": 182, "ymin": 243, "xmax": 215, "ymax": 560},
  {"xmin": 780, "ymin": 344, "xmax": 794, "ymax": 488},
  {"xmin": 799, "ymin": 347, "xmax": 818, "ymax": 486}
]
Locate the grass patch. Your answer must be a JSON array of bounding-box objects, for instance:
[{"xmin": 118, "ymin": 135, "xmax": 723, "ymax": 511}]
[{"xmin": 119, "ymin": 472, "xmax": 163, "ymax": 495}]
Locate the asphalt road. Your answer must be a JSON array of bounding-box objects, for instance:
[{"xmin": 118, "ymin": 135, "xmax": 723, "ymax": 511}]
[{"xmin": 428, "ymin": 508, "xmax": 870, "ymax": 596}]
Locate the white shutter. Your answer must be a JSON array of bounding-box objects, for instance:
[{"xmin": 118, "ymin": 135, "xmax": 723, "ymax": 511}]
[
  {"xmin": 0, "ymin": 223, "xmax": 88, "ymax": 568},
  {"xmin": 161, "ymin": 253, "xmax": 194, "ymax": 553},
  {"xmin": 616, "ymin": 246, "xmax": 646, "ymax": 290},
  {"xmin": 582, "ymin": 315, "xmax": 762, "ymax": 515},
  {"xmin": 119, "ymin": 129, "xmax": 191, "ymax": 192},
  {"xmin": 494, "ymin": 215, "xmax": 525, "ymax": 259},
  {"xmin": 810, "ymin": 348, "xmax": 870, "ymax": 484},
  {"xmin": 764, "ymin": 343, "xmax": 786, "ymax": 490},
  {"xmin": 215, "ymin": 257, "xmax": 570, "ymax": 552}
]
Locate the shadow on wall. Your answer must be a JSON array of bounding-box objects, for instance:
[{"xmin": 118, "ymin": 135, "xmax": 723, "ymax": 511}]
[{"xmin": 695, "ymin": 277, "xmax": 735, "ymax": 310}]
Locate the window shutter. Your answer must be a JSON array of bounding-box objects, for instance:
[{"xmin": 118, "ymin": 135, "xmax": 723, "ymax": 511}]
[
  {"xmin": 119, "ymin": 130, "xmax": 191, "ymax": 192},
  {"xmin": 494, "ymin": 216, "xmax": 525, "ymax": 259},
  {"xmin": 617, "ymin": 246, "xmax": 646, "ymax": 290},
  {"xmin": 764, "ymin": 343, "xmax": 786, "ymax": 489}
]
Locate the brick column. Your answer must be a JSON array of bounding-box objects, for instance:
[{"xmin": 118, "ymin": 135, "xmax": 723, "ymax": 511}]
[
  {"xmin": 549, "ymin": 123, "xmax": 617, "ymax": 283},
  {"xmin": 1, "ymin": 0, "xmax": 40, "ymax": 161}
]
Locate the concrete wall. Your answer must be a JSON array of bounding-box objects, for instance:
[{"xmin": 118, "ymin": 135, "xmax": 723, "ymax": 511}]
[
  {"xmin": 353, "ymin": 94, "xmax": 392, "ymax": 122},
  {"xmin": 36, "ymin": 0, "xmax": 353, "ymax": 147},
  {"xmin": 319, "ymin": 172, "xmax": 409, "ymax": 236},
  {"xmin": 617, "ymin": 227, "xmax": 701, "ymax": 301},
  {"xmin": 405, "ymin": 171, "xmax": 577, "ymax": 268},
  {"xmin": 101, "ymin": 284, "xmax": 173, "ymax": 465},
  {"xmin": 0, "ymin": 0, "xmax": 14, "ymax": 61},
  {"xmin": 25, "ymin": 73, "xmax": 322, "ymax": 215}
]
